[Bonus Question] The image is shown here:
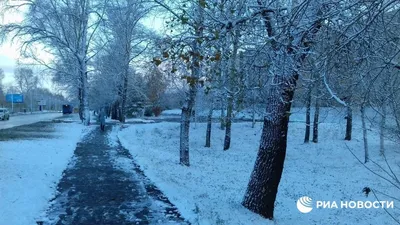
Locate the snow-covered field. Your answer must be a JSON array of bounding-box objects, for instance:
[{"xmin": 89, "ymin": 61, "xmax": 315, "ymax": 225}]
[
  {"xmin": 118, "ymin": 110, "xmax": 400, "ymax": 225},
  {"xmin": 0, "ymin": 122, "xmax": 89, "ymax": 225}
]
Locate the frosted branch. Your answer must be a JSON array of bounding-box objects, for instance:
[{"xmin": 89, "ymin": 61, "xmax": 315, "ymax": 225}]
[{"xmin": 322, "ymin": 72, "xmax": 347, "ymax": 107}]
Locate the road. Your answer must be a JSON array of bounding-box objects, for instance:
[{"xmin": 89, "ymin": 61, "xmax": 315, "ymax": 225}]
[{"xmin": 0, "ymin": 112, "xmax": 63, "ymax": 130}]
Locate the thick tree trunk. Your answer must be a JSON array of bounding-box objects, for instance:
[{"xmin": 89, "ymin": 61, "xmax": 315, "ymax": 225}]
[
  {"xmin": 78, "ymin": 0, "xmax": 90, "ymax": 126},
  {"xmin": 345, "ymin": 105, "xmax": 352, "ymax": 141},
  {"xmin": 78, "ymin": 87, "xmax": 83, "ymax": 121},
  {"xmin": 80, "ymin": 68, "xmax": 90, "ymax": 126},
  {"xmin": 380, "ymin": 103, "xmax": 386, "ymax": 155},
  {"xmin": 242, "ymin": 2, "xmax": 322, "ymax": 219},
  {"xmin": 111, "ymin": 101, "xmax": 119, "ymax": 120},
  {"xmin": 180, "ymin": 85, "xmax": 196, "ymax": 166},
  {"xmin": 304, "ymin": 87, "xmax": 312, "ymax": 143},
  {"xmin": 205, "ymin": 106, "xmax": 213, "ymax": 148},
  {"xmin": 312, "ymin": 92, "xmax": 320, "ymax": 143},
  {"xmin": 361, "ymin": 103, "xmax": 369, "ymax": 163},
  {"xmin": 242, "ymin": 73, "xmax": 297, "ymax": 219}
]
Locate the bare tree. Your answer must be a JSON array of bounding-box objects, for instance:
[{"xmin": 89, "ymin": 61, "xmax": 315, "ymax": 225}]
[{"xmin": 0, "ymin": 0, "xmax": 105, "ymax": 125}]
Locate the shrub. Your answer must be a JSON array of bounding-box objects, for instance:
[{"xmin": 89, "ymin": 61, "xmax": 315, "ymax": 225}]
[{"xmin": 152, "ymin": 106, "xmax": 163, "ymax": 117}]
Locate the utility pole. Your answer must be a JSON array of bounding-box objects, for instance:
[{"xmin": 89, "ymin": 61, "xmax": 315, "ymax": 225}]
[
  {"xmin": 30, "ymin": 89, "xmax": 33, "ymax": 113},
  {"xmin": 11, "ymin": 93, "xmax": 14, "ymax": 113}
]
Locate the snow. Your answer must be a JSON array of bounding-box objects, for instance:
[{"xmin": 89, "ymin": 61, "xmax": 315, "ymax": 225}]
[
  {"xmin": 117, "ymin": 109, "xmax": 400, "ymax": 225},
  {"xmin": 0, "ymin": 122, "xmax": 89, "ymax": 225},
  {"xmin": 125, "ymin": 118, "xmax": 155, "ymax": 123},
  {"xmin": 0, "ymin": 112, "xmax": 62, "ymax": 130},
  {"xmin": 161, "ymin": 109, "xmax": 182, "ymax": 116}
]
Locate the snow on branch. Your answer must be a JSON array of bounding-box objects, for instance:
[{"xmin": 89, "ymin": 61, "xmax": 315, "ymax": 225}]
[
  {"xmin": 322, "ymin": 72, "xmax": 347, "ymax": 107},
  {"xmin": 389, "ymin": 61, "xmax": 400, "ymax": 70}
]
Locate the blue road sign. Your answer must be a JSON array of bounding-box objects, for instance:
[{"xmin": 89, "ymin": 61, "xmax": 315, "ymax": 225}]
[{"xmin": 6, "ymin": 94, "xmax": 24, "ymax": 103}]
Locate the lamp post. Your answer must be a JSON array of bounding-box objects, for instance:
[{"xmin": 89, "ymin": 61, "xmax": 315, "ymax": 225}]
[
  {"xmin": 11, "ymin": 93, "xmax": 14, "ymax": 113},
  {"xmin": 30, "ymin": 89, "xmax": 33, "ymax": 113}
]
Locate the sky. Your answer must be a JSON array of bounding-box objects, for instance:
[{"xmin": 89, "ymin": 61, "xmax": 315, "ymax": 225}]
[
  {"xmin": 0, "ymin": 3, "xmax": 165, "ymax": 93},
  {"xmin": 0, "ymin": 2, "xmax": 24, "ymax": 89}
]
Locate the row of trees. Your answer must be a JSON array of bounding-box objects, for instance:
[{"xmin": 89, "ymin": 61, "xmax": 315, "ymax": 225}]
[
  {"xmin": 0, "ymin": 67, "xmax": 66, "ymax": 111},
  {"xmin": 1, "ymin": 0, "xmax": 399, "ymax": 221},
  {"xmin": 151, "ymin": 0, "xmax": 400, "ymax": 220}
]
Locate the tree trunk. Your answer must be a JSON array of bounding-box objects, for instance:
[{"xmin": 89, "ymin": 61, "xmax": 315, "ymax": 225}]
[
  {"xmin": 220, "ymin": 97, "xmax": 225, "ymax": 130},
  {"xmin": 180, "ymin": 85, "xmax": 196, "ymax": 166},
  {"xmin": 180, "ymin": 13, "xmax": 202, "ymax": 165},
  {"xmin": 304, "ymin": 86, "xmax": 312, "ymax": 143},
  {"xmin": 224, "ymin": 95, "xmax": 233, "ymax": 150},
  {"xmin": 111, "ymin": 101, "xmax": 119, "ymax": 120},
  {"xmin": 78, "ymin": 87, "xmax": 83, "ymax": 121},
  {"xmin": 223, "ymin": 31, "xmax": 239, "ymax": 150},
  {"xmin": 380, "ymin": 102, "xmax": 386, "ymax": 155},
  {"xmin": 80, "ymin": 68, "xmax": 90, "ymax": 126},
  {"xmin": 252, "ymin": 94, "xmax": 256, "ymax": 128},
  {"xmin": 361, "ymin": 103, "xmax": 369, "ymax": 163},
  {"xmin": 120, "ymin": 66, "xmax": 129, "ymax": 123},
  {"xmin": 242, "ymin": 2, "xmax": 323, "ymax": 218},
  {"xmin": 78, "ymin": 0, "xmax": 90, "ymax": 126},
  {"xmin": 345, "ymin": 105, "xmax": 352, "ymax": 141},
  {"xmin": 312, "ymin": 91, "xmax": 320, "ymax": 143},
  {"xmin": 242, "ymin": 73, "xmax": 297, "ymax": 219},
  {"xmin": 205, "ymin": 105, "xmax": 213, "ymax": 148},
  {"xmin": 390, "ymin": 98, "xmax": 400, "ymax": 139}
]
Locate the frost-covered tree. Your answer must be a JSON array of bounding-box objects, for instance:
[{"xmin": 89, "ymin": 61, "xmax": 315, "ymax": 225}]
[
  {"xmin": 101, "ymin": 0, "xmax": 150, "ymax": 122},
  {"xmin": 241, "ymin": 0, "xmax": 399, "ymax": 219},
  {"xmin": 0, "ymin": 0, "xmax": 105, "ymax": 125}
]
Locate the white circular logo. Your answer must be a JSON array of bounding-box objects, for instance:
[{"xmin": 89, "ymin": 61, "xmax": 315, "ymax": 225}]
[{"xmin": 297, "ymin": 196, "xmax": 313, "ymax": 213}]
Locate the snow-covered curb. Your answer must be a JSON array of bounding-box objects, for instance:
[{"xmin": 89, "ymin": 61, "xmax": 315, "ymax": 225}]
[{"xmin": 0, "ymin": 123, "xmax": 90, "ymax": 225}]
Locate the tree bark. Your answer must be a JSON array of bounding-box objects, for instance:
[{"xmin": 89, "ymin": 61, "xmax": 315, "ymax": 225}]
[
  {"xmin": 220, "ymin": 96, "xmax": 225, "ymax": 130},
  {"xmin": 223, "ymin": 33, "xmax": 239, "ymax": 150},
  {"xmin": 224, "ymin": 95, "xmax": 233, "ymax": 150},
  {"xmin": 120, "ymin": 65, "xmax": 129, "ymax": 123},
  {"xmin": 361, "ymin": 103, "xmax": 369, "ymax": 163},
  {"xmin": 179, "ymin": 11, "xmax": 202, "ymax": 165},
  {"xmin": 304, "ymin": 86, "xmax": 312, "ymax": 143},
  {"xmin": 242, "ymin": 73, "xmax": 297, "ymax": 219},
  {"xmin": 111, "ymin": 101, "xmax": 119, "ymax": 120},
  {"xmin": 242, "ymin": 1, "xmax": 323, "ymax": 219},
  {"xmin": 205, "ymin": 105, "xmax": 213, "ymax": 148},
  {"xmin": 312, "ymin": 89, "xmax": 320, "ymax": 143},
  {"xmin": 180, "ymin": 85, "xmax": 196, "ymax": 166},
  {"xmin": 252, "ymin": 93, "xmax": 256, "ymax": 128},
  {"xmin": 78, "ymin": 87, "xmax": 83, "ymax": 121},
  {"xmin": 380, "ymin": 102, "xmax": 386, "ymax": 155},
  {"xmin": 345, "ymin": 105, "xmax": 352, "ymax": 141},
  {"xmin": 78, "ymin": 0, "xmax": 90, "ymax": 126}
]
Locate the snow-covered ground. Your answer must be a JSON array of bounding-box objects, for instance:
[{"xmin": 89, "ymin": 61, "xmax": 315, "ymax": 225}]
[
  {"xmin": 0, "ymin": 112, "xmax": 62, "ymax": 130},
  {"xmin": 118, "ymin": 110, "xmax": 400, "ymax": 225},
  {"xmin": 125, "ymin": 118, "xmax": 155, "ymax": 123},
  {"xmin": 0, "ymin": 122, "xmax": 90, "ymax": 225},
  {"xmin": 161, "ymin": 109, "xmax": 182, "ymax": 116}
]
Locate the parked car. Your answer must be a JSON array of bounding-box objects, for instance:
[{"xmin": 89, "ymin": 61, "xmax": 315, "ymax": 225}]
[{"xmin": 0, "ymin": 108, "xmax": 10, "ymax": 120}]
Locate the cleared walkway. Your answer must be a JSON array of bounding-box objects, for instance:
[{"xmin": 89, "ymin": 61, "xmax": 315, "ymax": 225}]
[{"xmin": 43, "ymin": 125, "xmax": 188, "ymax": 225}]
